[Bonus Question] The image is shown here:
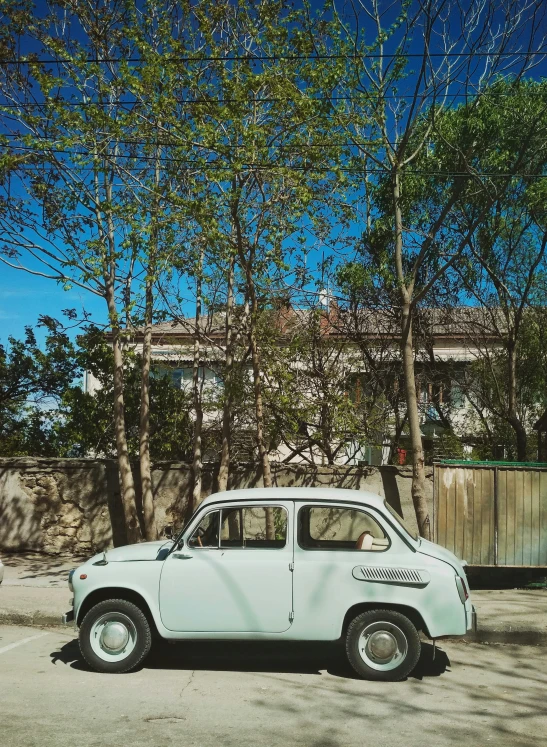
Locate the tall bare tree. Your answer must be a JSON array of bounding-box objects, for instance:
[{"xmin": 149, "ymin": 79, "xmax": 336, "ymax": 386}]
[
  {"xmin": 454, "ymin": 185, "xmax": 547, "ymax": 460},
  {"xmin": 324, "ymin": 0, "xmax": 547, "ymax": 536}
]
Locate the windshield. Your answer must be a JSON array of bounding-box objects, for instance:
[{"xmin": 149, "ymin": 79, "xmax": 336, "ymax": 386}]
[{"xmin": 384, "ymin": 501, "xmax": 419, "ymax": 542}]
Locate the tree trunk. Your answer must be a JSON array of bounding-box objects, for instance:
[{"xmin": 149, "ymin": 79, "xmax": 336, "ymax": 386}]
[
  {"xmin": 190, "ymin": 368, "xmax": 204, "ymax": 514},
  {"xmin": 393, "ymin": 169, "xmax": 430, "ymax": 539},
  {"xmin": 401, "ymin": 305, "xmax": 431, "ymax": 538},
  {"xmin": 101, "ymin": 163, "xmax": 142, "ymax": 545},
  {"xmin": 190, "ymin": 246, "xmax": 204, "ymax": 518},
  {"xmin": 139, "ymin": 276, "xmax": 157, "ymax": 541},
  {"xmin": 138, "ymin": 141, "xmax": 161, "ymax": 541},
  {"xmin": 509, "ymin": 416, "xmax": 528, "ymax": 462},
  {"xmin": 248, "ymin": 316, "xmax": 273, "ymax": 487},
  {"xmin": 232, "ymin": 191, "xmax": 273, "ymax": 538},
  {"xmin": 507, "ymin": 339, "xmax": 527, "ymax": 461},
  {"xmin": 232, "ymin": 215, "xmax": 271, "ymax": 483},
  {"xmin": 108, "ymin": 310, "xmax": 142, "ymax": 544},
  {"xmin": 248, "ymin": 305, "xmax": 275, "ymax": 539},
  {"xmin": 217, "ymin": 256, "xmax": 235, "ymax": 492}
]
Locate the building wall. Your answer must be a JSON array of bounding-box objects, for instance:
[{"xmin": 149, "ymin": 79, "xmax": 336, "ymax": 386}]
[
  {"xmin": 0, "ymin": 457, "xmax": 431, "ymax": 555},
  {"xmin": 88, "ymin": 337, "xmax": 485, "ymax": 463}
]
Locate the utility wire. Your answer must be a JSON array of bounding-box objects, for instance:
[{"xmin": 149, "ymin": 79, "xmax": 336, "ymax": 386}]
[
  {"xmin": 5, "ymin": 143, "xmax": 547, "ymax": 178},
  {"xmin": 0, "ymin": 90, "xmax": 541, "ymax": 108},
  {"xmin": 1, "ymin": 50, "xmax": 546, "ymax": 64},
  {"xmin": 4, "ymin": 133, "xmax": 547, "ymax": 152},
  {"xmin": 0, "ymin": 134, "xmax": 419, "ymax": 147}
]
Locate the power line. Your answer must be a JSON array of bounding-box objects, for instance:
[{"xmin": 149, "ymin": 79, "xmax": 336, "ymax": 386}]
[
  {"xmin": 0, "ymin": 133, "xmax": 410, "ymax": 148},
  {"xmin": 5, "ymin": 143, "xmax": 547, "ymax": 178},
  {"xmin": 5, "ymin": 132, "xmax": 547, "ymax": 152},
  {"xmin": 0, "ymin": 89, "xmax": 542, "ymax": 109},
  {"xmin": 1, "ymin": 50, "xmax": 546, "ymax": 65}
]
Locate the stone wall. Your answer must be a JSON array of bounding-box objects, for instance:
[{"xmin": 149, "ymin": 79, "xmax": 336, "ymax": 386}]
[
  {"xmin": 0, "ymin": 459, "xmax": 120, "ymax": 555},
  {"xmin": 0, "ymin": 457, "xmax": 432, "ymax": 555}
]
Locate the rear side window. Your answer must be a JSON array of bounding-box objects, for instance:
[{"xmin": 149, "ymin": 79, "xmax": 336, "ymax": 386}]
[{"xmin": 299, "ymin": 506, "xmax": 389, "ymax": 552}]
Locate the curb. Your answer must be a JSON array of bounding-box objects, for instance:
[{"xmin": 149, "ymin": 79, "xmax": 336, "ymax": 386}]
[
  {"xmin": 0, "ymin": 611, "xmax": 67, "ymax": 628},
  {"xmin": 463, "ymin": 630, "xmax": 547, "ymax": 646}
]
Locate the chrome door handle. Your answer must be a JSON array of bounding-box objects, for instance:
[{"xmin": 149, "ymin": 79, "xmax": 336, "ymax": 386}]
[{"xmin": 172, "ymin": 553, "xmax": 193, "ymax": 560}]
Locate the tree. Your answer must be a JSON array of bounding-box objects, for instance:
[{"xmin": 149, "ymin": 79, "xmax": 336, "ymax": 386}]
[
  {"xmin": 262, "ymin": 302, "xmax": 371, "ymax": 465},
  {"xmin": 0, "ymin": 1, "xmax": 197, "ymax": 540},
  {"xmin": 0, "ymin": 318, "xmax": 79, "ymax": 455},
  {"xmin": 0, "ymin": 317, "xmax": 194, "ymax": 461},
  {"xmin": 55, "ymin": 326, "xmax": 193, "ymax": 462},
  {"xmin": 0, "ymin": 1, "xmax": 149, "ymax": 539},
  {"xmin": 322, "ymin": 0, "xmax": 547, "ymax": 536},
  {"xmin": 454, "ymin": 187, "xmax": 547, "ymax": 460},
  {"xmin": 335, "ymin": 264, "xmax": 412, "ymax": 464},
  {"xmin": 151, "ymin": 0, "xmax": 342, "ymax": 500}
]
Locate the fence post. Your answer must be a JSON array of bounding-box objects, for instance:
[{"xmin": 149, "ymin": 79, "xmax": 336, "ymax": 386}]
[
  {"xmin": 432, "ymin": 462, "xmax": 437, "ymax": 543},
  {"xmin": 494, "ymin": 466, "xmax": 499, "ymax": 566}
]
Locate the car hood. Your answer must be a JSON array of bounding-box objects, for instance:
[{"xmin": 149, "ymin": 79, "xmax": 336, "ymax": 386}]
[
  {"xmin": 87, "ymin": 540, "xmax": 173, "ymax": 565},
  {"xmin": 418, "ymin": 538, "xmax": 465, "ymax": 573}
]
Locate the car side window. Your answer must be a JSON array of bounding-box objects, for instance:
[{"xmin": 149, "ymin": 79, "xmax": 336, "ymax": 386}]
[
  {"xmin": 220, "ymin": 506, "xmax": 287, "ymax": 549},
  {"xmin": 299, "ymin": 506, "xmax": 389, "ymax": 552},
  {"xmin": 188, "ymin": 510, "xmax": 220, "ymax": 548}
]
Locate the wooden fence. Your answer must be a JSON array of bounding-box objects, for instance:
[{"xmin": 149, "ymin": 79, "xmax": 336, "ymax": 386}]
[{"xmin": 433, "ymin": 462, "xmax": 547, "ymax": 567}]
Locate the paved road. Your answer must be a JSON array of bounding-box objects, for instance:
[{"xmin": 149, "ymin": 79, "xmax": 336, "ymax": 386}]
[{"xmin": 0, "ymin": 624, "xmax": 546, "ymax": 747}]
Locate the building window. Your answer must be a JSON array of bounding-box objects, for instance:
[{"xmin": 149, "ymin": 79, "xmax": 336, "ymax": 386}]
[
  {"xmin": 180, "ymin": 366, "xmax": 223, "ymax": 388},
  {"xmin": 152, "ymin": 366, "xmax": 183, "ymax": 388}
]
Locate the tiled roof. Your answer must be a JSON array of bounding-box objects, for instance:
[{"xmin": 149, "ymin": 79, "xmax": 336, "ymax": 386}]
[{"xmin": 143, "ymin": 306, "xmax": 508, "ymax": 340}]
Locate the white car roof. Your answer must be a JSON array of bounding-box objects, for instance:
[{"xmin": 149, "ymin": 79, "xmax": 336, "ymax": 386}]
[{"xmin": 199, "ymin": 487, "xmax": 387, "ymax": 511}]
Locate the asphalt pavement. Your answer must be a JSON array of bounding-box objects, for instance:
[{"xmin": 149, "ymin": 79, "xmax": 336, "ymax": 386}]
[{"xmin": 0, "ymin": 623, "xmax": 546, "ymax": 747}]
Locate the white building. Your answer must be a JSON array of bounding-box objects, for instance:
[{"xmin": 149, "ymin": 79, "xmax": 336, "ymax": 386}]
[{"xmin": 86, "ymin": 306, "xmax": 504, "ymax": 465}]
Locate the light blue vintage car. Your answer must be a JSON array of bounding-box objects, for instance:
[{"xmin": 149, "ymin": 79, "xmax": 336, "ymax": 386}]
[{"xmin": 64, "ymin": 488, "xmax": 475, "ymax": 680}]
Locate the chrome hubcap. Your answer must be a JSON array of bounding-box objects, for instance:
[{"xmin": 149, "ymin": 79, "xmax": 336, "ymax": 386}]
[
  {"xmin": 358, "ymin": 621, "xmax": 408, "ymax": 671},
  {"xmin": 89, "ymin": 612, "xmax": 137, "ymax": 662},
  {"xmin": 100, "ymin": 622, "xmax": 130, "ymax": 653},
  {"xmin": 368, "ymin": 631, "xmax": 398, "ymax": 660}
]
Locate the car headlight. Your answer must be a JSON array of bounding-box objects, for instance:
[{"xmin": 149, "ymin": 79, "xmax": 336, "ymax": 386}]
[{"xmin": 68, "ymin": 569, "xmax": 75, "ymax": 592}]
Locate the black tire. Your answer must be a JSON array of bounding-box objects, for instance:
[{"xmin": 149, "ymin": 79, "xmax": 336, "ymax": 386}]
[
  {"xmin": 79, "ymin": 598, "xmax": 152, "ymax": 674},
  {"xmin": 345, "ymin": 609, "xmax": 421, "ymax": 681}
]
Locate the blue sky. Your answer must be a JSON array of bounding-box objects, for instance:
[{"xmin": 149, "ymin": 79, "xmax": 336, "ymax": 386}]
[{"xmin": 0, "ymin": 264, "xmax": 107, "ymax": 343}]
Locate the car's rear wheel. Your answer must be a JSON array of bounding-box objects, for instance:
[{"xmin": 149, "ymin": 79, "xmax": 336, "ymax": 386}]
[
  {"xmin": 79, "ymin": 598, "xmax": 152, "ymax": 673},
  {"xmin": 346, "ymin": 609, "xmax": 421, "ymax": 681}
]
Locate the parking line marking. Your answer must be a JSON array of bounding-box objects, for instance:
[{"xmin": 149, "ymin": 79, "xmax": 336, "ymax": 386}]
[{"xmin": 0, "ymin": 632, "xmax": 49, "ymax": 655}]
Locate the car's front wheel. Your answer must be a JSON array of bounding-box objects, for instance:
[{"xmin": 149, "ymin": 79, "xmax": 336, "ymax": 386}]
[
  {"xmin": 345, "ymin": 609, "xmax": 421, "ymax": 681},
  {"xmin": 79, "ymin": 598, "xmax": 152, "ymax": 673}
]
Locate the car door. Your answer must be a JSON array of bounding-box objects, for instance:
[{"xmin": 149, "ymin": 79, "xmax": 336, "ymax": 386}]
[
  {"xmin": 292, "ymin": 501, "xmax": 411, "ymax": 640},
  {"xmin": 159, "ymin": 501, "xmax": 294, "ymax": 633}
]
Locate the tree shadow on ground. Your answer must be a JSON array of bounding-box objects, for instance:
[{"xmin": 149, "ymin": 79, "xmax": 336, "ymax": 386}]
[
  {"xmin": 45, "ymin": 638, "xmax": 547, "ymax": 747},
  {"xmin": 1, "ymin": 552, "xmax": 87, "ymax": 585},
  {"xmin": 49, "ymin": 638, "xmax": 448, "ymax": 680}
]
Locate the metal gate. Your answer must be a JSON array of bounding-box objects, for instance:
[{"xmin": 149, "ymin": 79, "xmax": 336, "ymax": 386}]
[{"xmin": 433, "ymin": 461, "xmax": 547, "ymax": 567}]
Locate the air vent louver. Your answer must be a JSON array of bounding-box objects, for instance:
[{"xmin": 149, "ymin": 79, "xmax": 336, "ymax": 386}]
[{"xmin": 352, "ymin": 566, "xmax": 430, "ymax": 586}]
